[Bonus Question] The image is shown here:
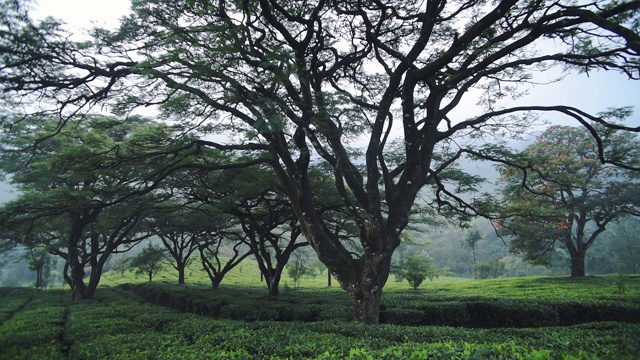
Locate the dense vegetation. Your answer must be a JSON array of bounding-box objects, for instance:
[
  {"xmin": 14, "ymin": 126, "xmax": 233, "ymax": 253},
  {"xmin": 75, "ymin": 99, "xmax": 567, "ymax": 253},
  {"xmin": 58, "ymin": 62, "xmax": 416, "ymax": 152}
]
[{"xmin": 1, "ymin": 273, "xmax": 639, "ymax": 359}]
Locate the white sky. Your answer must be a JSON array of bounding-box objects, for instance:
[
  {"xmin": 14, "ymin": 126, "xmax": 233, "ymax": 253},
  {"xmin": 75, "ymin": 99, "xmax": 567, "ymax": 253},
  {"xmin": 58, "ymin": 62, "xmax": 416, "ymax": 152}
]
[
  {"xmin": 0, "ymin": 0, "xmax": 636, "ymax": 202},
  {"xmin": 30, "ymin": 0, "xmax": 640, "ymax": 128},
  {"xmin": 32, "ymin": 0, "xmax": 131, "ymax": 30}
]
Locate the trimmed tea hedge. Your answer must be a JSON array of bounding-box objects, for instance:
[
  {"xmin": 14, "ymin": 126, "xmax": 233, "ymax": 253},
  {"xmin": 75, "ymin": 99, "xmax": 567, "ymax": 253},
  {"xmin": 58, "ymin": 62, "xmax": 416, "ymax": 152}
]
[
  {"xmin": 124, "ymin": 281, "xmax": 640, "ymax": 328},
  {"xmin": 1, "ymin": 287, "xmax": 639, "ymax": 359},
  {"xmin": 0, "ymin": 289, "xmax": 67, "ymax": 359}
]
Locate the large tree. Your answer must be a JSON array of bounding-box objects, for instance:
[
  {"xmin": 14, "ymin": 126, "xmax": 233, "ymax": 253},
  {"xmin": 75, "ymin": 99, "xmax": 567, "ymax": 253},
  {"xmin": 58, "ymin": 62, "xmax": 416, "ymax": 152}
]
[
  {"xmin": 497, "ymin": 125, "xmax": 640, "ymax": 277},
  {"xmin": 2, "ymin": 0, "xmax": 640, "ymax": 323},
  {"xmin": 233, "ymin": 184, "xmax": 306, "ymax": 297},
  {"xmin": 174, "ymin": 161, "xmax": 307, "ymax": 295}
]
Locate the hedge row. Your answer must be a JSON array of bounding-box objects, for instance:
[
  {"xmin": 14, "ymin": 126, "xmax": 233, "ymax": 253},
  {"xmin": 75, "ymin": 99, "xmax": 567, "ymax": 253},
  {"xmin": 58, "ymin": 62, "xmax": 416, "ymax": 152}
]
[
  {"xmin": 2, "ymin": 287, "xmax": 640, "ymax": 359},
  {"xmin": 0, "ymin": 289, "xmax": 67, "ymax": 359},
  {"xmin": 121, "ymin": 283, "xmax": 354, "ymax": 323},
  {"xmin": 124, "ymin": 283, "xmax": 640, "ymax": 328},
  {"xmin": 383, "ymin": 299, "xmax": 640, "ymax": 328}
]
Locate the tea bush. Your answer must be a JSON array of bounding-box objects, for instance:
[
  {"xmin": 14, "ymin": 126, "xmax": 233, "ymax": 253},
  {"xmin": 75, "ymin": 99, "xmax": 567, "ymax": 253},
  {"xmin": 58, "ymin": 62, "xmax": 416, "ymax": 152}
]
[
  {"xmin": 125, "ymin": 277, "xmax": 640, "ymax": 328},
  {"xmin": 0, "ymin": 287, "xmax": 35, "ymax": 324},
  {"xmin": 1, "ymin": 276, "xmax": 640, "ymax": 358},
  {"xmin": 0, "ymin": 289, "xmax": 67, "ymax": 359}
]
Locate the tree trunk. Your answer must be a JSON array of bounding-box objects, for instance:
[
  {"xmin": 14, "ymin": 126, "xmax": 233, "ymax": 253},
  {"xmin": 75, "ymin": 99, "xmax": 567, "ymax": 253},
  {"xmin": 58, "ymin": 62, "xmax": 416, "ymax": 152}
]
[
  {"xmin": 177, "ymin": 265, "xmax": 185, "ymax": 285},
  {"xmin": 570, "ymin": 251, "xmax": 586, "ymax": 277},
  {"xmin": 68, "ymin": 248, "xmax": 89, "ymax": 300},
  {"xmin": 336, "ymin": 254, "xmax": 393, "ymax": 325},
  {"xmin": 566, "ymin": 220, "xmax": 589, "ymax": 278},
  {"xmin": 327, "ymin": 271, "xmax": 332, "ymax": 287},
  {"xmin": 268, "ymin": 277, "xmax": 280, "ymax": 296},
  {"xmin": 266, "ymin": 270, "xmax": 283, "ymax": 296},
  {"xmin": 210, "ymin": 276, "xmax": 222, "ymax": 289},
  {"xmin": 472, "ymin": 246, "xmax": 478, "ymax": 280},
  {"xmin": 350, "ymin": 286, "xmax": 382, "ymax": 324},
  {"xmin": 35, "ymin": 268, "xmax": 44, "ymax": 289},
  {"xmin": 68, "ymin": 267, "xmax": 93, "ymax": 300},
  {"xmin": 66, "ymin": 210, "xmax": 101, "ymax": 300}
]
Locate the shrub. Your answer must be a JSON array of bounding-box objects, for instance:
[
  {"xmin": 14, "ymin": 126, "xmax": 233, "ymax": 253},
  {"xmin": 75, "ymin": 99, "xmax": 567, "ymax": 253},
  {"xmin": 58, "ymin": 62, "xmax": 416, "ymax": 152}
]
[
  {"xmin": 393, "ymin": 254, "xmax": 439, "ymax": 290},
  {"xmin": 288, "ymin": 257, "xmax": 314, "ymax": 290},
  {"xmin": 477, "ymin": 259, "xmax": 505, "ymax": 279},
  {"xmin": 615, "ymin": 273, "xmax": 627, "ymax": 294}
]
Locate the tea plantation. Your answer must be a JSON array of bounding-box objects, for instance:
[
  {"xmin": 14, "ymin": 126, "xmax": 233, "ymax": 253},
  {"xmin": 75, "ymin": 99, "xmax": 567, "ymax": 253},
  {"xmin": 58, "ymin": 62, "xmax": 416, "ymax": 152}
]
[{"xmin": 1, "ymin": 270, "xmax": 639, "ymax": 359}]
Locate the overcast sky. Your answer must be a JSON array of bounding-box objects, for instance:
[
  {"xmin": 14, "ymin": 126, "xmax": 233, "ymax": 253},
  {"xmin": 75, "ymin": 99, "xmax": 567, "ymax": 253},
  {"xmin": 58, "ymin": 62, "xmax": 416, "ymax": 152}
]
[
  {"xmin": 0, "ymin": 0, "xmax": 635, "ymax": 201},
  {"xmin": 30, "ymin": 0, "xmax": 640, "ymax": 129}
]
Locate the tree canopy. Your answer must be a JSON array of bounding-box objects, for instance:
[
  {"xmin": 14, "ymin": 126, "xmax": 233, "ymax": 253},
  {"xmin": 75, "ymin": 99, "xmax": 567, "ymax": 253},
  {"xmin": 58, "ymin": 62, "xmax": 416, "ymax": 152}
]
[
  {"xmin": 497, "ymin": 125, "xmax": 640, "ymax": 277},
  {"xmin": 1, "ymin": 0, "xmax": 639, "ymax": 323},
  {"xmin": 129, "ymin": 242, "xmax": 166, "ymax": 282},
  {"xmin": 0, "ymin": 115, "xmax": 194, "ymax": 298}
]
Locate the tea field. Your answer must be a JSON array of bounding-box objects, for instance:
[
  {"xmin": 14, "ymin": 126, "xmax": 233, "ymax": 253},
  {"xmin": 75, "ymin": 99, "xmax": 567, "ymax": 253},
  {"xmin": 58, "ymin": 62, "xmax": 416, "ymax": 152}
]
[{"xmin": 1, "ymin": 264, "xmax": 639, "ymax": 359}]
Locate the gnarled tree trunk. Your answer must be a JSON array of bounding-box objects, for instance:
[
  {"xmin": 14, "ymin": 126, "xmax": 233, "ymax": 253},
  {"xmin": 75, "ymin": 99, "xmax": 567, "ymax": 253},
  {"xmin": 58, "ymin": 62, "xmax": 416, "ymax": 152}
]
[
  {"xmin": 570, "ymin": 250, "xmax": 587, "ymax": 277},
  {"xmin": 343, "ymin": 256, "xmax": 392, "ymax": 324}
]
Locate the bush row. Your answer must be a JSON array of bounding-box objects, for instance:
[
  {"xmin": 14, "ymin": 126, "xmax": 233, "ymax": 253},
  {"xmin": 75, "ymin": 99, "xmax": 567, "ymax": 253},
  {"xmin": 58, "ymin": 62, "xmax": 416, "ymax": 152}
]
[
  {"xmin": 0, "ymin": 287, "xmax": 36, "ymax": 324},
  {"xmin": 383, "ymin": 298, "xmax": 640, "ymax": 328},
  {"xmin": 2, "ymin": 287, "xmax": 640, "ymax": 359},
  {"xmin": 124, "ymin": 282, "xmax": 640, "ymax": 328},
  {"xmin": 0, "ymin": 289, "xmax": 67, "ymax": 359},
  {"xmin": 121, "ymin": 282, "xmax": 354, "ymax": 323},
  {"xmin": 59, "ymin": 294, "xmax": 640, "ymax": 359}
]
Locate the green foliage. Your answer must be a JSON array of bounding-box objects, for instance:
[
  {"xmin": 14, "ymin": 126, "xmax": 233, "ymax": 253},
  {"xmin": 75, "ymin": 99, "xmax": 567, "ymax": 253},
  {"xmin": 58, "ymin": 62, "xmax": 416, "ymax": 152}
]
[
  {"xmin": 394, "ymin": 254, "xmax": 439, "ymax": 290},
  {"xmin": 477, "ymin": 259, "xmax": 506, "ymax": 279},
  {"xmin": 615, "ymin": 273, "xmax": 627, "ymax": 294},
  {"xmin": 1, "ymin": 277, "xmax": 640, "ymax": 358},
  {"xmin": 0, "ymin": 289, "xmax": 67, "ymax": 359},
  {"xmin": 288, "ymin": 257, "xmax": 314, "ymax": 290},
  {"xmin": 122, "ymin": 274, "xmax": 640, "ymax": 328},
  {"xmin": 129, "ymin": 243, "xmax": 166, "ymax": 281}
]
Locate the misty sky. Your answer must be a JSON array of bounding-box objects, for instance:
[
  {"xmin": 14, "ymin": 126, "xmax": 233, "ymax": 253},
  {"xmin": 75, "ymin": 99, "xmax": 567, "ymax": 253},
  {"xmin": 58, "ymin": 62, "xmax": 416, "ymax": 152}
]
[
  {"xmin": 27, "ymin": 0, "xmax": 640, "ymax": 139},
  {"xmin": 1, "ymin": 0, "xmax": 637, "ymax": 202}
]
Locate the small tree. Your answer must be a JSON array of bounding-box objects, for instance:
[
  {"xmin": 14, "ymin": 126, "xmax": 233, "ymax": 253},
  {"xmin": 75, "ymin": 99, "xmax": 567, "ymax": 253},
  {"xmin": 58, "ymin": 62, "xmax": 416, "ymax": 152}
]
[
  {"xmin": 109, "ymin": 255, "xmax": 130, "ymax": 277},
  {"xmin": 287, "ymin": 255, "xmax": 315, "ymax": 290},
  {"xmin": 395, "ymin": 254, "xmax": 439, "ymax": 290},
  {"xmin": 463, "ymin": 228, "xmax": 483, "ymax": 279},
  {"xmin": 609, "ymin": 218, "xmax": 640, "ymax": 274},
  {"xmin": 27, "ymin": 247, "xmax": 54, "ymax": 289},
  {"xmin": 129, "ymin": 243, "xmax": 166, "ymax": 282},
  {"xmin": 476, "ymin": 259, "xmax": 505, "ymax": 279}
]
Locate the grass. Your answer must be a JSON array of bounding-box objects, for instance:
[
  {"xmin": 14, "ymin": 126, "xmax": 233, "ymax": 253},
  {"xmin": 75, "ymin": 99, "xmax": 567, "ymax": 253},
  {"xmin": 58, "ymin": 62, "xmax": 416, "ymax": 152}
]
[
  {"xmin": 101, "ymin": 256, "xmax": 640, "ymax": 303},
  {"xmin": 101, "ymin": 255, "xmax": 638, "ymax": 288}
]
